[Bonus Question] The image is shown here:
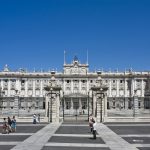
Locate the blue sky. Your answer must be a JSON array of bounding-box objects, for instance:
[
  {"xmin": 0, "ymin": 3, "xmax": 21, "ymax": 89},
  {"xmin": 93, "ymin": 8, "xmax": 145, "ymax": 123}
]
[{"xmin": 0, "ymin": 0, "xmax": 150, "ymax": 72}]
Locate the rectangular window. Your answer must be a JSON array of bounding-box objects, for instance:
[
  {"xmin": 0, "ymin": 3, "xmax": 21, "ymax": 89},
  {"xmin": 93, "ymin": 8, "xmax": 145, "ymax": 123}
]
[
  {"xmin": 82, "ymin": 80, "xmax": 86, "ymax": 83},
  {"xmin": 65, "ymin": 100, "xmax": 71, "ymax": 109},
  {"xmin": 21, "ymin": 80, "xmax": 25, "ymax": 83},
  {"xmin": 113, "ymin": 102, "xmax": 115, "ymax": 107},
  {"xmin": 81, "ymin": 99, "xmax": 87, "ymax": 109},
  {"xmin": 67, "ymin": 80, "xmax": 70, "ymax": 83}
]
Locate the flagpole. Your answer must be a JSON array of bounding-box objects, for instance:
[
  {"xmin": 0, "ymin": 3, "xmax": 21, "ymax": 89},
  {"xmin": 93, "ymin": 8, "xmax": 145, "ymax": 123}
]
[
  {"xmin": 87, "ymin": 50, "xmax": 89, "ymax": 65},
  {"xmin": 64, "ymin": 50, "xmax": 66, "ymax": 65}
]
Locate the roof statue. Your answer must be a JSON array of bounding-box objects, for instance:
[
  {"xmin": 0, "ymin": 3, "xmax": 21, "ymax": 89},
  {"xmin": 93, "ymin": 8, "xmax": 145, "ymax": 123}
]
[
  {"xmin": 74, "ymin": 55, "xmax": 78, "ymax": 62},
  {"xmin": 3, "ymin": 64, "xmax": 9, "ymax": 72}
]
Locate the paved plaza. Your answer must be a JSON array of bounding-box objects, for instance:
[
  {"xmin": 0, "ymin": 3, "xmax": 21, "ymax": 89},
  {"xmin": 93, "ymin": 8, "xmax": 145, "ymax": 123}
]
[{"xmin": 0, "ymin": 121, "xmax": 150, "ymax": 150}]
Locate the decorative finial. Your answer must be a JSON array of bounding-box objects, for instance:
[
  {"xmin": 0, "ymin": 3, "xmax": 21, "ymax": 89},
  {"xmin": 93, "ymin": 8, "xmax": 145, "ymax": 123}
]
[
  {"xmin": 86, "ymin": 50, "xmax": 89, "ymax": 65},
  {"xmin": 64, "ymin": 50, "xmax": 66, "ymax": 65}
]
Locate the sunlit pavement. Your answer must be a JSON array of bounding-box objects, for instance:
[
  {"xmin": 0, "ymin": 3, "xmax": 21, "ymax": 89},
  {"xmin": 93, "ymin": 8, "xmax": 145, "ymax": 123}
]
[{"xmin": 0, "ymin": 122, "xmax": 150, "ymax": 150}]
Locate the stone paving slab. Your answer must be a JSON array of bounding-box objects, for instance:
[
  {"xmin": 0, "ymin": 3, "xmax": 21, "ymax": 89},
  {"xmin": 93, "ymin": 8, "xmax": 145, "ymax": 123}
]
[
  {"xmin": 0, "ymin": 142, "xmax": 20, "ymax": 145},
  {"xmin": 16, "ymin": 122, "xmax": 48, "ymax": 124},
  {"xmin": 15, "ymin": 124, "xmax": 48, "ymax": 126},
  {"xmin": 0, "ymin": 145, "xmax": 15, "ymax": 150},
  {"xmin": 0, "ymin": 133, "xmax": 33, "ymax": 136},
  {"xmin": 49, "ymin": 136, "xmax": 105, "ymax": 143},
  {"xmin": 123, "ymin": 137, "xmax": 150, "ymax": 144},
  {"xmin": 96, "ymin": 123, "xmax": 139, "ymax": 150},
  {"xmin": 107, "ymin": 124, "xmax": 150, "ymax": 126},
  {"xmin": 0, "ymin": 135, "xmax": 30, "ymax": 141},
  {"xmin": 55, "ymin": 126, "xmax": 90, "ymax": 134},
  {"xmin": 11, "ymin": 123, "xmax": 61, "ymax": 150},
  {"xmin": 61, "ymin": 124, "xmax": 89, "ymax": 126},
  {"xmin": 108, "ymin": 126, "xmax": 150, "ymax": 135},
  {"xmin": 54, "ymin": 134, "xmax": 101, "ymax": 137},
  {"xmin": 104, "ymin": 122, "xmax": 150, "ymax": 125},
  {"xmin": 120, "ymin": 134, "xmax": 150, "ymax": 137},
  {"xmin": 42, "ymin": 146, "xmax": 110, "ymax": 150},
  {"xmin": 11, "ymin": 125, "xmax": 45, "ymax": 133},
  {"xmin": 0, "ymin": 125, "xmax": 45, "ymax": 133},
  {"xmin": 138, "ymin": 147, "xmax": 150, "ymax": 150}
]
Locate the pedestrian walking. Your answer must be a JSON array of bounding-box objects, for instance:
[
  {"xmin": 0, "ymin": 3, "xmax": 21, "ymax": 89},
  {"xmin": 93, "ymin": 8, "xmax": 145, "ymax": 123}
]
[
  {"xmin": 33, "ymin": 114, "xmax": 37, "ymax": 124},
  {"xmin": 11, "ymin": 116, "xmax": 16, "ymax": 132},
  {"xmin": 2, "ymin": 118, "xmax": 9, "ymax": 134},
  {"xmin": 89, "ymin": 115, "xmax": 94, "ymax": 133},
  {"xmin": 37, "ymin": 114, "xmax": 40, "ymax": 123},
  {"xmin": 7, "ymin": 116, "xmax": 12, "ymax": 133},
  {"xmin": 92, "ymin": 120, "xmax": 97, "ymax": 139}
]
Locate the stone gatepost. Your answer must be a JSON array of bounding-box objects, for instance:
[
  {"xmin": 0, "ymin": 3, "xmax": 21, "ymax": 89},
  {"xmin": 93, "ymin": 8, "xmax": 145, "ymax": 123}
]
[
  {"xmin": 45, "ymin": 91, "xmax": 61, "ymax": 123},
  {"xmin": 44, "ymin": 71, "xmax": 62, "ymax": 123},
  {"xmin": 50, "ymin": 93, "xmax": 60, "ymax": 123}
]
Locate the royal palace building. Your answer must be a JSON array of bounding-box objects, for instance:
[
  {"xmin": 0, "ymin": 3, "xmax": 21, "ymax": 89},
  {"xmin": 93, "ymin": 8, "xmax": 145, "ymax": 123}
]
[{"xmin": 0, "ymin": 56, "xmax": 150, "ymax": 122}]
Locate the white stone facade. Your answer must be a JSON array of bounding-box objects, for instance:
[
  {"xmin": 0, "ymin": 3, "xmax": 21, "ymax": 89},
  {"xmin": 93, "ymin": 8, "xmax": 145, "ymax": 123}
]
[{"xmin": 0, "ymin": 58, "xmax": 150, "ymax": 121}]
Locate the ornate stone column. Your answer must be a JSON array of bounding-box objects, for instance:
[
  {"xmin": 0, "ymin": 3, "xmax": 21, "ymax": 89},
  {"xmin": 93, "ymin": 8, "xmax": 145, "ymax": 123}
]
[
  {"xmin": 44, "ymin": 71, "xmax": 61, "ymax": 123},
  {"xmin": 91, "ymin": 71, "xmax": 108, "ymax": 122}
]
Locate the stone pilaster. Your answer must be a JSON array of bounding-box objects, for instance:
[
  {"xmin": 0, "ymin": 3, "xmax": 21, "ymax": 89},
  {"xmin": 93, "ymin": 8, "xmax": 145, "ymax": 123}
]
[
  {"xmin": 141, "ymin": 79, "xmax": 144, "ymax": 97},
  {"xmin": 40, "ymin": 80, "xmax": 43, "ymax": 97},
  {"xmin": 71, "ymin": 80, "xmax": 73, "ymax": 93},
  {"xmin": 33, "ymin": 80, "xmax": 35, "ymax": 97},
  {"xmin": 131, "ymin": 79, "xmax": 135, "ymax": 97},
  {"xmin": 79, "ymin": 80, "xmax": 81, "ymax": 92},
  {"xmin": 14, "ymin": 95, "xmax": 19, "ymax": 116},
  {"xmin": 25, "ymin": 80, "xmax": 28, "ymax": 97},
  {"xmin": 116, "ymin": 80, "xmax": 119, "ymax": 97},
  {"xmin": 8, "ymin": 79, "xmax": 11, "ymax": 97},
  {"xmin": 87, "ymin": 80, "xmax": 89, "ymax": 92},
  {"xmin": 109, "ymin": 79, "xmax": 112, "ymax": 97},
  {"xmin": 133, "ymin": 95, "xmax": 139, "ymax": 117}
]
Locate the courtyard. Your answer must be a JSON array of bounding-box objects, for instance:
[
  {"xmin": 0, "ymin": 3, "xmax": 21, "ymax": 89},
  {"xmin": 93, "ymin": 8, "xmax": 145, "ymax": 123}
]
[{"xmin": 0, "ymin": 121, "xmax": 150, "ymax": 150}]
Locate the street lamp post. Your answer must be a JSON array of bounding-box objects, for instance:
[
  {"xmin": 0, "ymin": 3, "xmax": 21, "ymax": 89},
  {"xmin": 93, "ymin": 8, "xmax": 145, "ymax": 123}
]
[
  {"xmin": 96, "ymin": 91, "xmax": 104, "ymax": 122},
  {"xmin": 62, "ymin": 92, "xmax": 65, "ymax": 121},
  {"xmin": 87, "ymin": 91, "xmax": 90, "ymax": 121},
  {"xmin": 50, "ymin": 88, "xmax": 53, "ymax": 123}
]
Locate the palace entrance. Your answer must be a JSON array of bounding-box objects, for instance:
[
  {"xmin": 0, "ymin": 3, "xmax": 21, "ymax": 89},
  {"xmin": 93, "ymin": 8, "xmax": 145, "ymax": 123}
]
[{"xmin": 61, "ymin": 93, "xmax": 92, "ymax": 122}]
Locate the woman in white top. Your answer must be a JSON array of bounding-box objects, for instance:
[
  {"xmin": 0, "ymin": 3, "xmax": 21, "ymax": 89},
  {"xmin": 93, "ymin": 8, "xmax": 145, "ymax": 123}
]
[{"xmin": 92, "ymin": 120, "xmax": 97, "ymax": 139}]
